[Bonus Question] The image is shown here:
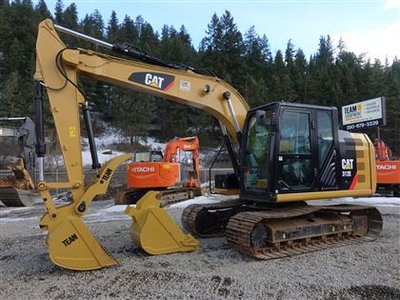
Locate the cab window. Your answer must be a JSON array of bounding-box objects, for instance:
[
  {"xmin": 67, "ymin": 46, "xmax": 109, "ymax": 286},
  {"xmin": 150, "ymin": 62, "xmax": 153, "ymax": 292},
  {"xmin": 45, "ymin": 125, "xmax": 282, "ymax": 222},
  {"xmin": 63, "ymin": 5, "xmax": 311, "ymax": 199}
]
[
  {"xmin": 278, "ymin": 110, "xmax": 312, "ymax": 190},
  {"xmin": 243, "ymin": 109, "xmax": 272, "ymax": 193}
]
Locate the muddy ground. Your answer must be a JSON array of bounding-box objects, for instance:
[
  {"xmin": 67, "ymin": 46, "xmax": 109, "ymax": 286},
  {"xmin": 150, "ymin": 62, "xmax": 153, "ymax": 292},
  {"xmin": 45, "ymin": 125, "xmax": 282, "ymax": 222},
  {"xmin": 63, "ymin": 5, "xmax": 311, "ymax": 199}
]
[{"xmin": 0, "ymin": 198, "xmax": 399, "ymax": 299}]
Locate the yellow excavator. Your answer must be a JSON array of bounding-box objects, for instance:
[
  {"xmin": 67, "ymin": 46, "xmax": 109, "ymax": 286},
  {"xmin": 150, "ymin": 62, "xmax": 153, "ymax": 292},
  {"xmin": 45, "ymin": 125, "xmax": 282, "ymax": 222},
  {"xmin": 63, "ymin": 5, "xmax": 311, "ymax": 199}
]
[
  {"xmin": 33, "ymin": 19, "xmax": 382, "ymax": 271},
  {"xmin": 0, "ymin": 117, "xmax": 40, "ymax": 206}
]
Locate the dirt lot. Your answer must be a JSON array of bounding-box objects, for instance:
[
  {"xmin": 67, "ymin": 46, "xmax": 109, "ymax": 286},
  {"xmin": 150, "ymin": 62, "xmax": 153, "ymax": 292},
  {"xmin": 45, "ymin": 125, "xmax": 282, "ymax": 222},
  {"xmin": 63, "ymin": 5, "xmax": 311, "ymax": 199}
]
[{"xmin": 1, "ymin": 197, "xmax": 399, "ymax": 299}]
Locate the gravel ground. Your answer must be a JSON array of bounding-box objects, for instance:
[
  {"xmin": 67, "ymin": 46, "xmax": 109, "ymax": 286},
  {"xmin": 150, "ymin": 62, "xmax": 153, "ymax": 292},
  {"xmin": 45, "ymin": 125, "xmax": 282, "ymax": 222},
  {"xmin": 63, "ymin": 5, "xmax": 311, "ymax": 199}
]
[{"xmin": 0, "ymin": 198, "xmax": 399, "ymax": 300}]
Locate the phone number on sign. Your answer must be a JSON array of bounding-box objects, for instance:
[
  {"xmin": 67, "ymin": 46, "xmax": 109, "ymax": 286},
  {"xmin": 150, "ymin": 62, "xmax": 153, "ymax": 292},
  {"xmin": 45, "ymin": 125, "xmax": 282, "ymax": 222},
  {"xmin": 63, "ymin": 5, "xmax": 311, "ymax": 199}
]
[{"xmin": 346, "ymin": 120, "xmax": 380, "ymax": 130}]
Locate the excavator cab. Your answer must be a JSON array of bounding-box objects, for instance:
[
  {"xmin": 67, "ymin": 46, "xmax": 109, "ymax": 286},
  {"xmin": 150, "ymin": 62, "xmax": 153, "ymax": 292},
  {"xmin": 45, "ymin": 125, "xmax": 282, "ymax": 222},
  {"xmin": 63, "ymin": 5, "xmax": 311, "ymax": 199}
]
[
  {"xmin": 183, "ymin": 102, "xmax": 381, "ymax": 258},
  {"xmin": 240, "ymin": 102, "xmax": 375, "ymax": 203},
  {"xmin": 134, "ymin": 150, "xmax": 164, "ymax": 162}
]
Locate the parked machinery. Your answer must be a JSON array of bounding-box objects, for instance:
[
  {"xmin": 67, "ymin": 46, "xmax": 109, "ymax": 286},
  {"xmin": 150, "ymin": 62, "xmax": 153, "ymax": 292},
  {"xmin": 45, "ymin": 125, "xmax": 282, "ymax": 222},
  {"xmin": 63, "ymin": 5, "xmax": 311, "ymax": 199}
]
[
  {"xmin": 115, "ymin": 136, "xmax": 202, "ymax": 204},
  {"xmin": 33, "ymin": 19, "xmax": 382, "ymax": 271},
  {"xmin": 374, "ymin": 139, "xmax": 400, "ymax": 196},
  {"xmin": 0, "ymin": 117, "xmax": 40, "ymax": 206}
]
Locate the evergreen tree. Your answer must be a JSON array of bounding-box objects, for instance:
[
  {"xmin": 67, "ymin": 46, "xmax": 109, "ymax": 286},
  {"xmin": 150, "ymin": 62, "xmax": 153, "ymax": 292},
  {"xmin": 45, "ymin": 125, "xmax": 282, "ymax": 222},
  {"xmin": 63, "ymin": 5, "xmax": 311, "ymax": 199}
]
[
  {"xmin": 156, "ymin": 23, "xmax": 201, "ymax": 141},
  {"xmin": 307, "ymin": 35, "xmax": 338, "ymax": 105},
  {"xmin": 200, "ymin": 11, "xmax": 244, "ymax": 86},
  {"xmin": 242, "ymin": 26, "xmax": 271, "ymax": 106},
  {"xmin": 293, "ymin": 48, "xmax": 308, "ymax": 101},
  {"xmin": 0, "ymin": 0, "xmax": 36, "ymax": 118},
  {"xmin": 54, "ymin": 0, "xmax": 63, "ymax": 24},
  {"xmin": 382, "ymin": 59, "xmax": 400, "ymax": 153},
  {"xmin": 60, "ymin": 3, "xmax": 79, "ymax": 47},
  {"xmin": 107, "ymin": 10, "xmax": 119, "ymax": 43},
  {"xmin": 112, "ymin": 91, "xmax": 156, "ymax": 144},
  {"xmin": 139, "ymin": 22, "xmax": 159, "ymax": 54},
  {"xmin": 80, "ymin": 9, "xmax": 104, "ymax": 40},
  {"xmin": 0, "ymin": 5, "xmax": 399, "ymax": 153},
  {"xmin": 63, "ymin": 3, "xmax": 79, "ymax": 30},
  {"xmin": 34, "ymin": 0, "xmax": 51, "ymax": 21},
  {"xmin": 0, "ymin": 71, "xmax": 32, "ymax": 116},
  {"xmin": 269, "ymin": 50, "xmax": 287, "ymax": 101},
  {"xmin": 119, "ymin": 15, "xmax": 138, "ymax": 44},
  {"xmin": 283, "ymin": 39, "xmax": 296, "ymax": 100},
  {"xmin": 336, "ymin": 49, "xmax": 360, "ymax": 103}
]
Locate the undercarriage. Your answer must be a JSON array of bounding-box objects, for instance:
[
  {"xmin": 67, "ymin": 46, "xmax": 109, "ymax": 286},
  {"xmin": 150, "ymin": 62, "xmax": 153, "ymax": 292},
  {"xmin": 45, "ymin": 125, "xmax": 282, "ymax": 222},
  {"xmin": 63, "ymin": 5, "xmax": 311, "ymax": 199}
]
[{"xmin": 182, "ymin": 200, "xmax": 382, "ymax": 259}]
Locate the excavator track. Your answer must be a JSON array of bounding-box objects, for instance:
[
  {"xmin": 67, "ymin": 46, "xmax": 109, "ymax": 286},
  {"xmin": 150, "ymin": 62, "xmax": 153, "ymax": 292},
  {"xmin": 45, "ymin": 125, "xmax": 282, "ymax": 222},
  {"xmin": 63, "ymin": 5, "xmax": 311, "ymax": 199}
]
[
  {"xmin": 181, "ymin": 198, "xmax": 247, "ymax": 237},
  {"xmin": 225, "ymin": 204, "xmax": 382, "ymax": 259}
]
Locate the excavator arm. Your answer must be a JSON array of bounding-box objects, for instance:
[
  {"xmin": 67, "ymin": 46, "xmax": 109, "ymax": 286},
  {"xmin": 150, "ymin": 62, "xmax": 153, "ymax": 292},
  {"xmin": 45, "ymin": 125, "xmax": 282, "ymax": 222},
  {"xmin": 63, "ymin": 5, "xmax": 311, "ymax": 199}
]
[{"xmin": 34, "ymin": 19, "xmax": 249, "ymax": 270}]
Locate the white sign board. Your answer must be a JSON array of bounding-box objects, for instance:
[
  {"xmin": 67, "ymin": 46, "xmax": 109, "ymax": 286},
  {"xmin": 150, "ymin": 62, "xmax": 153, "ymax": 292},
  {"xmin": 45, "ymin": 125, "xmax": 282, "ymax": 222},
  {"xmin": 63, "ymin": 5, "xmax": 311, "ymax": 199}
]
[{"xmin": 342, "ymin": 97, "xmax": 386, "ymax": 130}]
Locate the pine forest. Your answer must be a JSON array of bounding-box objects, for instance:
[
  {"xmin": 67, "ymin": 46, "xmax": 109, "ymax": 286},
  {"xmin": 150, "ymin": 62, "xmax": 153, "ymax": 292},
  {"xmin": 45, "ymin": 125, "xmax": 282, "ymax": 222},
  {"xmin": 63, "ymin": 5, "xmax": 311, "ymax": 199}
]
[{"xmin": 0, "ymin": 0, "xmax": 399, "ymax": 155}]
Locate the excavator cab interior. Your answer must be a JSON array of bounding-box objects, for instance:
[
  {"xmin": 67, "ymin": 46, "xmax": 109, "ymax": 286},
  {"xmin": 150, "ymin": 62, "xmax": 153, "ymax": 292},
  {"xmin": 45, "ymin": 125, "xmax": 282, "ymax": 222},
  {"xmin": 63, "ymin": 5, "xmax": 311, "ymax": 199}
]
[{"xmin": 242, "ymin": 108, "xmax": 272, "ymax": 193}]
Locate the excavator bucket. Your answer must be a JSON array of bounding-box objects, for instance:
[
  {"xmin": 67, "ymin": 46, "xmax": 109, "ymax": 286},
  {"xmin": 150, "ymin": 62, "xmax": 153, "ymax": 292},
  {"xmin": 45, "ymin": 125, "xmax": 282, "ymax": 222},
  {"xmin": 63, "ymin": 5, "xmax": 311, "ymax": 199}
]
[
  {"xmin": 125, "ymin": 191, "xmax": 198, "ymax": 255},
  {"xmin": 42, "ymin": 212, "xmax": 117, "ymax": 270},
  {"xmin": 38, "ymin": 154, "xmax": 133, "ymax": 271},
  {"xmin": 0, "ymin": 187, "xmax": 40, "ymax": 207},
  {"xmin": 0, "ymin": 166, "xmax": 40, "ymax": 207}
]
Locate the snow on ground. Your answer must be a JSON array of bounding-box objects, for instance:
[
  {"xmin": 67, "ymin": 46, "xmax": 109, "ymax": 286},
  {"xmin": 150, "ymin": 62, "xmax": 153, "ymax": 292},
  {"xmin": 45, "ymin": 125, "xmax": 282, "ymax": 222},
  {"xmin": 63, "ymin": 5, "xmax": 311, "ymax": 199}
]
[
  {"xmin": 86, "ymin": 195, "xmax": 400, "ymax": 224},
  {"xmin": 80, "ymin": 136, "xmax": 169, "ymax": 166},
  {"xmin": 81, "ymin": 149, "xmax": 130, "ymax": 166},
  {"xmin": 1, "ymin": 193, "xmax": 399, "ymax": 224},
  {"xmin": 326, "ymin": 196, "xmax": 400, "ymax": 207}
]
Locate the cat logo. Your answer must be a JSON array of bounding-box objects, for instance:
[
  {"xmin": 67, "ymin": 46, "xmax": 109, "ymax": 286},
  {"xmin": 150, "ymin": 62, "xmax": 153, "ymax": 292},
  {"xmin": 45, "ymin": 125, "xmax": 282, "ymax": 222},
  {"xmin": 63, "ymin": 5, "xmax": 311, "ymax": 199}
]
[
  {"xmin": 145, "ymin": 74, "xmax": 164, "ymax": 89},
  {"xmin": 128, "ymin": 72, "xmax": 175, "ymax": 91},
  {"xmin": 342, "ymin": 159, "xmax": 354, "ymax": 170}
]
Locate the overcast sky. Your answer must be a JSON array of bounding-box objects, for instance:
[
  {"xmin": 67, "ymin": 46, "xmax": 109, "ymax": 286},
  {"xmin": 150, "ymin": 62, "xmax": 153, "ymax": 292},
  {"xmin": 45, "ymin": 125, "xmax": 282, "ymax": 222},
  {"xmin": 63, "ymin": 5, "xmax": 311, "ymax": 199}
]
[{"xmin": 44, "ymin": 0, "xmax": 400, "ymax": 62}]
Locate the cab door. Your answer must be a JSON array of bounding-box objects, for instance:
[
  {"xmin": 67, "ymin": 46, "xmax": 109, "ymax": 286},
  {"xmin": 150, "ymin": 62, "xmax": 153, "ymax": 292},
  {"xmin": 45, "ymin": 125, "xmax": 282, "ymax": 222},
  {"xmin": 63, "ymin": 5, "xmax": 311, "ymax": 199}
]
[
  {"xmin": 274, "ymin": 106, "xmax": 339, "ymax": 194},
  {"xmin": 275, "ymin": 108, "xmax": 317, "ymax": 192}
]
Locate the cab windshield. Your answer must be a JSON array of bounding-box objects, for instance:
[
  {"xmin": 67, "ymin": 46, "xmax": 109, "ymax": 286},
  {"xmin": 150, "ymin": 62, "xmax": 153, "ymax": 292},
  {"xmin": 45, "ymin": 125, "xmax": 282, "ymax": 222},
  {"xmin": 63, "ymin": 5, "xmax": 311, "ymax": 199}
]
[{"xmin": 242, "ymin": 109, "xmax": 272, "ymax": 194}]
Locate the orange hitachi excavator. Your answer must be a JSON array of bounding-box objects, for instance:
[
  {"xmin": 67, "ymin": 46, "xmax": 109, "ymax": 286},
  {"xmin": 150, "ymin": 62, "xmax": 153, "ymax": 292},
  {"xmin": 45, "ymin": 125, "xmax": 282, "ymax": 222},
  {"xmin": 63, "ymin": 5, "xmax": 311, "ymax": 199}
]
[
  {"xmin": 374, "ymin": 139, "xmax": 400, "ymax": 196},
  {"xmin": 115, "ymin": 136, "xmax": 202, "ymax": 204}
]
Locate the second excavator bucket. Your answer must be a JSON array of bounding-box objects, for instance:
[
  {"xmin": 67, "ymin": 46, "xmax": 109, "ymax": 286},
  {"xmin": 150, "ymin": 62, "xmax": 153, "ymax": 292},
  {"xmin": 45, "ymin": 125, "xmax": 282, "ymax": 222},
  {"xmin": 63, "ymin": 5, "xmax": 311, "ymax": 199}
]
[
  {"xmin": 0, "ymin": 165, "xmax": 39, "ymax": 207},
  {"xmin": 125, "ymin": 191, "xmax": 199, "ymax": 255},
  {"xmin": 40, "ymin": 205, "xmax": 118, "ymax": 271},
  {"xmin": 0, "ymin": 187, "xmax": 40, "ymax": 207}
]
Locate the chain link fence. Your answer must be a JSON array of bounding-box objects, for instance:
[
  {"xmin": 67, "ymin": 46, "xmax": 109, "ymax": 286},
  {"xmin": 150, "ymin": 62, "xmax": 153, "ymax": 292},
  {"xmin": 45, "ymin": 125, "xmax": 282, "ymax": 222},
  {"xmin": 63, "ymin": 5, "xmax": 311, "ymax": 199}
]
[{"xmin": 0, "ymin": 167, "xmax": 235, "ymax": 198}]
